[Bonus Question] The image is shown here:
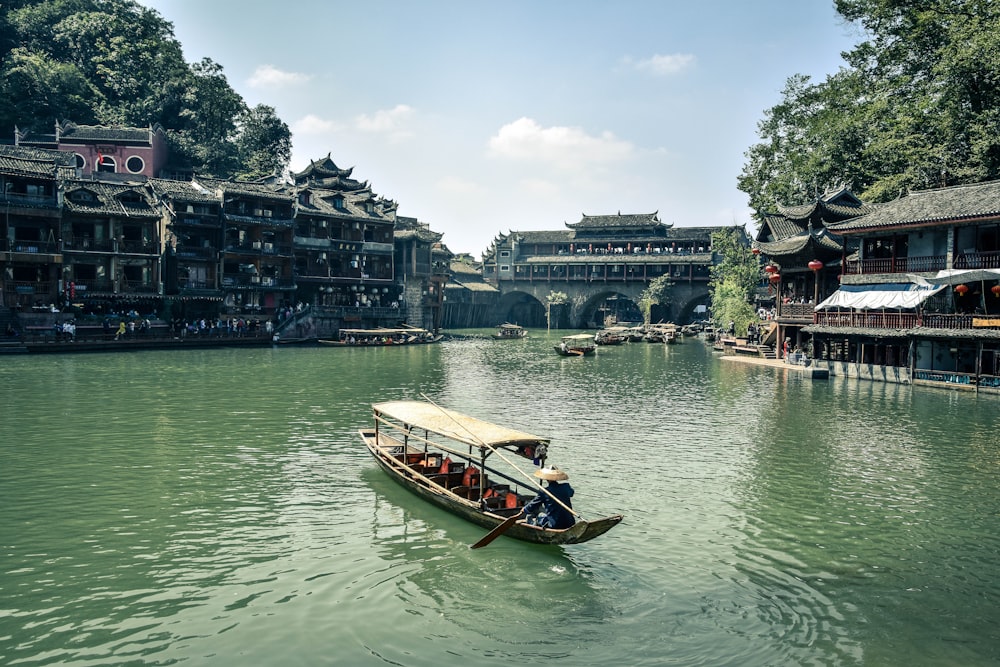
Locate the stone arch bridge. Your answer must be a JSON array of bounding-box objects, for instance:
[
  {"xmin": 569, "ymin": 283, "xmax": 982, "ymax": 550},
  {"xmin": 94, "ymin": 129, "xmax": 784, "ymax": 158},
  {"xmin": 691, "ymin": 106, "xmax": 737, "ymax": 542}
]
[{"xmin": 493, "ymin": 279, "xmax": 710, "ymax": 329}]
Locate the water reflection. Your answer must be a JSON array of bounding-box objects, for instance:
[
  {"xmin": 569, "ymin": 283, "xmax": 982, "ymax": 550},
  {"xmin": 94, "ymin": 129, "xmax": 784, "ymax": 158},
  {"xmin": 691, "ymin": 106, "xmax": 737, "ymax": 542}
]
[{"xmin": 2, "ymin": 338, "xmax": 999, "ymax": 666}]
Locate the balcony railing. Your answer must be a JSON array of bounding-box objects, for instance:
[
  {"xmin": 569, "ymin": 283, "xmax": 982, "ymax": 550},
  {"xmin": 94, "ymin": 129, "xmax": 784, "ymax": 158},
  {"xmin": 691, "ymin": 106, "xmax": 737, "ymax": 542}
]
[
  {"xmin": 954, "ymin": 250, "xmax": 1000, "ymax": 270},
  {"xmin": 844, "ymin": 255, "xmax": 947, "ymax": 275},
  {"xmin": 814, "ymin": 311, "xmax": 980, "ymax": 329}
]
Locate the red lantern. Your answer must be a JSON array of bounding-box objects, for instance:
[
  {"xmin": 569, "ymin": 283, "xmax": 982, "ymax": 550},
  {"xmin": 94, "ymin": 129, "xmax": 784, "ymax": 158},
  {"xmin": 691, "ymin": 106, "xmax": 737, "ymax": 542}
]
[
  {"xmin": 751, "ymin": 247, "xmax": 761, "ymax": 255},
  {"xmin": 769, "ymin": 273, "xmax": 781, "ymax": 283},
  {"xmin": 808, "ymin": 259, "xmax": 823, "ymax": 272},
  {"xmin": 992, "ymin": 285, "xmax": 1000, "ymax": 298},
  {"xmin": 955, "ymin": 284, "xmax": 969, "ymax": 296},
  {"xmin": 764, "ymin": 264, "xmax": 777, "ymax": 274}
]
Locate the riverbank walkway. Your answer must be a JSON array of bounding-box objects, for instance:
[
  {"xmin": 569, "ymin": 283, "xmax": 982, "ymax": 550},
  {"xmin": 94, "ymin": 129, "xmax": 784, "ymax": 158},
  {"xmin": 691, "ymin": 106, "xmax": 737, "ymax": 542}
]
[{"xmin": 720, "ymin": 352, "xmax": 829, "ymax": 378}]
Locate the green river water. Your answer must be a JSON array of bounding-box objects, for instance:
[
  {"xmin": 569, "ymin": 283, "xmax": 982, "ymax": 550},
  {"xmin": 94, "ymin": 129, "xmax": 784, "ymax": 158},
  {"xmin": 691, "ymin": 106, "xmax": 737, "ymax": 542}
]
[{"xmin": 1, "ymin": 332, "xmax": 998, "ymax": 666}]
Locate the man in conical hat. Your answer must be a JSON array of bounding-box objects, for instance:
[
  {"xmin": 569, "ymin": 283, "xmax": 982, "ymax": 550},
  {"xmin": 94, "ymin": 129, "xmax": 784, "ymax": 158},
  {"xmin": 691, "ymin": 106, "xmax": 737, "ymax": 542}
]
[{"xmin": 523, "ymin": 467, "xmax": 575, "ymax": 529}]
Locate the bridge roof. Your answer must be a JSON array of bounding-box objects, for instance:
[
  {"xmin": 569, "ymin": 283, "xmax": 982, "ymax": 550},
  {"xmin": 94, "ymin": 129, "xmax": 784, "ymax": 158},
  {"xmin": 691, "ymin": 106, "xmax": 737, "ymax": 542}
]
[
  {"xmin": 524, "ymin": 252, "xmax": 714, "ymax": 264},
  {"xmin": 567, "ymin": 211, "xmax": 666, "ymax": 230},
  {"xmin": 511, "ymin": 226, "xmax": 717, "ymax": 245}
]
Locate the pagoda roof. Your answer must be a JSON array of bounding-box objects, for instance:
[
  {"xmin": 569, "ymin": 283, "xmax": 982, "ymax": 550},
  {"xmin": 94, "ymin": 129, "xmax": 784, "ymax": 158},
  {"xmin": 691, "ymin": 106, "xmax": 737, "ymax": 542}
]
[
  {"xmin": 291, "ymin": 154, "xmax": 368, "ymax": 190},
  {"xmin": 753, "ymin": 225, "xmax": 845, "ymax": 258},
  {"xmin": 828, "ymin": 180, "xmax": 1000, "ymax": 233},
  {"xmin": 757, "ymin": 188, "xmax": 875, "ymax": 244}
]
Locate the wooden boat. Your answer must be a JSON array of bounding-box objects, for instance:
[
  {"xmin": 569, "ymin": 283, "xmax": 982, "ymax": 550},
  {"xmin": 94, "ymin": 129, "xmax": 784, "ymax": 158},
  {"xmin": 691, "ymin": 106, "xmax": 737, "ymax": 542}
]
[
  {"xmin": 359, "ymin": 400, "xmax": 623, "ymax": 545},
  {"xmin": 492, "ymin": 323, "xmax": 527, "ymax": 339},
  {"xmin": 554, "ymin": 333, "xmax": 596, "ymax": 356},
  {"xmin": 319, "ymin": 327, "xmax": 442, "ymax": 346},
  {"xmin": 594, "ymin": 327, "xmax": 628, "ymax": 345}
]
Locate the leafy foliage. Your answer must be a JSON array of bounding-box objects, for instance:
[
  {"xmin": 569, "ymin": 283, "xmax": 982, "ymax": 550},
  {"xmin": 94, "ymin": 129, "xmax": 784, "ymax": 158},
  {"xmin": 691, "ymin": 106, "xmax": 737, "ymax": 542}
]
[
  {"xmin": 0, "ymin": 0, "xmax": 292, "ymax": 178},
  {"xmin": 637, "ymin": 275, "xmax": 673, "ymax": 325},
  {"xmin": 739, "ymin": 0, "xmax": 1000, "ymax": 213},
  {"xmin": 708, "ymin": 228, "xmax": 759, "ymax": 335}
]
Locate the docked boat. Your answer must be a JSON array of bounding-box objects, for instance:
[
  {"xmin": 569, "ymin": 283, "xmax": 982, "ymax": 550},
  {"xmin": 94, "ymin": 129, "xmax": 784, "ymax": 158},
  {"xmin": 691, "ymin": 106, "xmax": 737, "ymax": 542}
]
[
  {"xmin": 644, "ymin": 323, "xmax": 678, "ymax": 344},
  {"xmin": 359, "ymin": 400, "xmax": 623, "ymax": 546},
  {"xmin": 492, "ymin": 323, "xmax": 527, "ymax": 339},
  {"xmin": 319, "ymin": 327, "xmax": 442, "ymax": 346},
  {"xmin": 554, "ymin": 333, "xmax": 596, "ymax": 356},
  {"xmin": 594, "ymin": 327, "xmax": 628, "ymax": 345}
]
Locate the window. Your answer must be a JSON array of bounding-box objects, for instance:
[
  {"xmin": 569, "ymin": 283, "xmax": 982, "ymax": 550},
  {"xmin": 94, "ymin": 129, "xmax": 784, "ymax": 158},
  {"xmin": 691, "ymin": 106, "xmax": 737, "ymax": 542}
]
[
  {"xmin": 126, "ymin": 156, "xmax": 144, "ymax": 173},
  {"xmin": 96, "ymin": 156, "xmax": 116, "ymax": 173},
  {"xmin": 500, "ymin": 250, "xmax": 510, "ymax": 258},
  {"xmin": 74, "ymin": 154, "xmax": 85, "ymax": 169}
]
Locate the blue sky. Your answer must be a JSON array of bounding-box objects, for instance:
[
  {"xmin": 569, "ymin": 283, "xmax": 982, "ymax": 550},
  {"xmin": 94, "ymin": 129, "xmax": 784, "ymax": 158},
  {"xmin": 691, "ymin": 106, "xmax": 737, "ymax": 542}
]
[{"xmin": 139, "ymin": 1, "xmax": 860, "ymax": 256}]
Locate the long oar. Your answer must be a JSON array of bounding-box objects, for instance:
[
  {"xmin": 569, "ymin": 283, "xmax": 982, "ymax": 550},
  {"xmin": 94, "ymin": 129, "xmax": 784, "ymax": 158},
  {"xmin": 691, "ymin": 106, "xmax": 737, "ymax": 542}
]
[
  {"xmin": 470, "ymin": 510, "xmax": 523, "ymax": 549},
  {"xmin": 418, "ymin": 394, "xmax": 578, "ymax": 547}
]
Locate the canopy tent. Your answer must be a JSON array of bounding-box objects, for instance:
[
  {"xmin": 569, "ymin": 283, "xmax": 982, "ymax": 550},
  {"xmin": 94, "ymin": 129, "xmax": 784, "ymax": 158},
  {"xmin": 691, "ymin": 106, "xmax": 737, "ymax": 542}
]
[
  {"xmin": 373, "ymin": 400, "xmax": 549, "ymax": 449},
  {"xmin": 927, "ymin": 268, "xmax": 1000, "ymax": 284},
  {"xmin": 814, "ymin": 282, "xmax": 946, "ymax": 311}
]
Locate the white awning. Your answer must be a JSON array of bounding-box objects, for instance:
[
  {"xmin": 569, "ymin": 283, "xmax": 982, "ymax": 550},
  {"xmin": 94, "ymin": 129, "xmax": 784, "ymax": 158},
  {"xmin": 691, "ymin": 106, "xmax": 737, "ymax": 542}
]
[
  {"xmin": 815, "ymin": 282, "xmax": 946, "ymax": 311},
  {"xmin": 928, "ymin": 268, "xmax": 1000, "ymax": 284}
]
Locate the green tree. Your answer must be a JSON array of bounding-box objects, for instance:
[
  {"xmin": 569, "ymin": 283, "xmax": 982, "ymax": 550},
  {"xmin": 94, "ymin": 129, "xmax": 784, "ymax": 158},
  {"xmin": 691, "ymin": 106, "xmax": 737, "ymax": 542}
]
[
  {"xmin": 234, "ymin": 104, "xmax": 292, "ymax": 180},
  {"xmin": 739, "ymin": 0, "xmax": 1000, "ymax": 213},
  {"xmin": 708, "ymin": 227, "xmax": 758, "ymax": 335},
  {"xmin": 167, "ymin": 58, "xmax": 246, "ymax": 176},
  {"xmin": 0, "ymin": 0, "xmax": 282, "ymax": 180},
  {"xmin": 637, "ymin": 275, "xmax": 673, "ymax": 325},
  {"xmin": 545, "ymin": 290, "xmax": 568, "ymax": 330}
]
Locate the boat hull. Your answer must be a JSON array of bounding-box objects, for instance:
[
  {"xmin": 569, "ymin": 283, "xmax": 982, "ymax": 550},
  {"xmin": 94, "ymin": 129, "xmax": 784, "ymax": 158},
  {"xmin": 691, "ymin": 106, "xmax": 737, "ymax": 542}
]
[
  {"xmin": 360, "ymin": 428, "xmax": 622, "ymax": 545},
  {"xmin": 553, "ymin": 345, "xmax": 596, "ymax": 356}
]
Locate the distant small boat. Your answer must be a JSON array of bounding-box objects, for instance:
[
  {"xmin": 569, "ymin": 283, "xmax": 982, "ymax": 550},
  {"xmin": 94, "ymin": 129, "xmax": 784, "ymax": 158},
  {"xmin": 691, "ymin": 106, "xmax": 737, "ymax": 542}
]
[
  {"xmin": 492, "ymin": 323, "xmax": 527, "ymax": 339},
  {"xmin": 554, "ymin": 333, "xmax": 596, "ymax": 356}
]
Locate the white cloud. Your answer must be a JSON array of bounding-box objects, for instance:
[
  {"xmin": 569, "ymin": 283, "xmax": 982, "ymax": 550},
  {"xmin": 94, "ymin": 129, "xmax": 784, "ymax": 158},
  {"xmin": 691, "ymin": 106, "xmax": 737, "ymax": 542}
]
[
  {"xmin": 487, "ymin": 118, "xmax": 634, "ymax": 169},
  {"xmin": 247, "ymin": 64, "xmax": 311, "ymax": 88},
  {"xmin": 291, "ymin": 114, "xmax": 341, "ymax": 135},
  {"xmin": 436, "ymin": 176, "xmax": 486, "ymax": 195},
  {"xmin": 628, "ymin": 53, "xmax": 696, "ymax": 75},
  {"xmin": 355, "ymin": 104, "xmax": 415, "ymax": 141}
]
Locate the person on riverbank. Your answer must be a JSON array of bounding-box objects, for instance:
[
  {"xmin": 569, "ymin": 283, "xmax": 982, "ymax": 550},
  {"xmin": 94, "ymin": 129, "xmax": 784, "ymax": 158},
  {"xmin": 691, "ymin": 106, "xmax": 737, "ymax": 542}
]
[
  {"xmin": 114, "ymin": 320, "xmax": 126, "ymax": 340},
  {"xmin": 523, "ymin": 467, "xmax": 575, "ymax": 529}
]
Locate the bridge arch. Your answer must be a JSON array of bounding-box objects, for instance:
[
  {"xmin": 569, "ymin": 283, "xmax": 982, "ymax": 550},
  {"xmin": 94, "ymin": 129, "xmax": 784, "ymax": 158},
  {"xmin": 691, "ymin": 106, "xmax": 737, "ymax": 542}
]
[{"xmin": 496, "ymin": 290, "xmax": 546, "ymax": 327}]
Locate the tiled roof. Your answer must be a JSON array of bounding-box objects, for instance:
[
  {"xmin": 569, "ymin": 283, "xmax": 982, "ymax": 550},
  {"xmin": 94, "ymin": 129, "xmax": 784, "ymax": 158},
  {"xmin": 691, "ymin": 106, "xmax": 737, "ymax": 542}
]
[
  {"xmin": 803, "ymin": 324, "xmax": 1000, "ymax": 341},
  {"xmin": 195, "ymin": 176, "xmax": 293, "ymax": 202},
  {"xmin": 295, "ymin": 185, "xmax": 394, "ymax": 222},
  {"xmin": 63, "ymin": 180, "xmax": 160, "ymax": 218},
  {"xmin": 150, "ymin": 178, "xmax": 221, "ymax": 203},
  {"xmin": 566, "ymin": 212, "xmax": 667, "ymax": 230},
  {"xmin": 0, "ymin": 154, "xmax": 60, "ymax": 178},
  {"xmin": 754, "ymin": 227, "xmax": 844, "ymax": 256},
  {"xmin": 828, "ymin": 180, "xmax": 1000, "ymax": 232},
  {"xmin": 291, "ymin": 154, "xmax": 355, "ymax": 182},
  {"xmin": 0, "ymin": 144, "xmax": 76, "ymax": 165},
  {"xmin": 58, "ymin": 122, "xmax": 158, "ymax": 144}
]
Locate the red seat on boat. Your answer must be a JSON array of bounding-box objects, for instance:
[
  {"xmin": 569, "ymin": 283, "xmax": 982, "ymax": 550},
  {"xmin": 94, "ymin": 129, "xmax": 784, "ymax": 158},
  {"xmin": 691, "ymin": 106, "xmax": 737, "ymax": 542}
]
[
  {"xmin": 462, "ymin": 466, "xmax": 478, "ymax": 486},
  {"xmin": 505, "ymin": 492, "xmax": 519, "ymax": 509},
  {"xmin": 438, "ymin": 457, "xmax": 452, "ymax": 474}
]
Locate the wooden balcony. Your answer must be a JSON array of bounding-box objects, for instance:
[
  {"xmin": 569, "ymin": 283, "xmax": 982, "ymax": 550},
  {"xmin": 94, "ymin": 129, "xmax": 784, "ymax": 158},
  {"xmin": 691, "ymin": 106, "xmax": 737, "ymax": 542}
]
[
  {"xmin": 813, "ymin": 311, "xmax": 983, "ymax": 330},
  {"xmin": 844, "ymin": 254, "xmax": 946, "ymax": 275}
]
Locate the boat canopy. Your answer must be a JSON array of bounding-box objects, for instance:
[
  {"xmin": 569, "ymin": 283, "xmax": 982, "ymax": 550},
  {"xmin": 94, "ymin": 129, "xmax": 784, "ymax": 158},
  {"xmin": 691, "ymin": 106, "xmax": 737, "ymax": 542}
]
[
  {"xmin": 561, "ymin": 333, "xmax": 596, "ymax": 341},
  {"xmin": 373, "ymin": 400, "xmax": 549, "ymax": 449},
  {"xmin": 341, "ymin": 327, "xmax": 428, "ymax": 335},
  {"xmin": 814, "ymin": 282, "xmax": 945, "ymax": 311}
]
